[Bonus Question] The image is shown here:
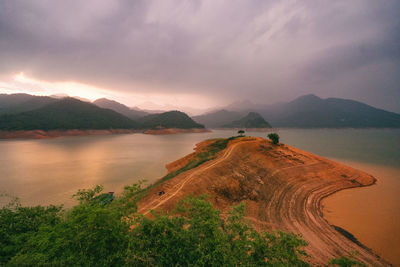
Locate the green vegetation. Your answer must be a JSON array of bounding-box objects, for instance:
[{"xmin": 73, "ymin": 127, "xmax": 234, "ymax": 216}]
[
  {"xmin": 0, "ymin": 94, "xmax": 57, "ymax": 115},
  {"xmin": 0, "ymin": 95, "xmax": 204, "ymax": 131},
  {"xmin": 138, "ymin": 110, "xmax": 205, "ymax": 129},
  {"xmin": 258, "ymin": 94, "xmax": 400, "ymax": 128},
  {"xmin": 127, "ymin": 137, "xmax": 238, "ymax": 205},
  {"xmin": 151, "ymin": 137, "xmax": 240, "ymax": 190},
  {"xmin": 0, "ymin": 137, "xmax": 367, "ymax": 266},
  {"xmin": 0, "ymin": 98, "xmax": 139, "ymax": 130},
  {"xmin": 268, "ymin": 133, "xmax": 280, "ymax": 144},
  {"xmin": 238, "ymin": 129, "xmax": 245, "ymax": 136},
  {"xmin": 329, "ymin": 255, "xmax": 365, "ymax": 267},
  {"xmin": 93, "ymin": 98, "xmax": 148, "ymax": 119},
  {"xmin": 1, "ymin": 184, "xmax": 311, "ymax": 266},
  {"xmin": 222, "ymin": 112, "xmax": 272, "ymax": 128}
]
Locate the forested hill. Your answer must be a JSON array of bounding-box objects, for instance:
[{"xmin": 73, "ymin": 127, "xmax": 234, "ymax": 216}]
[
  {"xmin": 0, "ymin": 97, "xmax": 205, "ymax": 131},
  {"xmin": 257, "ymin": 94, "xmax": 400, "ymax": 128},
  {"xmin": 93, "ymin": 98, "xmax": 148, "ymax": 119},
  {"xmin": 195, "ymin": 94, "xmax": 400, "ymax": 128},
  {"xmin": 138, "ymin": 111, "xmax": 205, "ymax": 129},
  {"xmin": 0, "ymin": 98, "xmax": 139, "ymax": 130},
  {"xmin": 222, "ymin": 112, "xmax": 272, "ymax": 128},
  {"xmin": 0, "ymin": 93, "xmax": 57, "ymax": 115}
]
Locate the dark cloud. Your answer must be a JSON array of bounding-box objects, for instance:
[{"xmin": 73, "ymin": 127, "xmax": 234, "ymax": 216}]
[{"xmin": 0, "ymin": 0, "xmax": 399, "ymax": 112}]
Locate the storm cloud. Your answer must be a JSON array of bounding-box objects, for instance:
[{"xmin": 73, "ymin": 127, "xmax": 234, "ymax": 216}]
[{"xmin": 0, "ymin": 0, "xmax": 399, "ymax": 112}]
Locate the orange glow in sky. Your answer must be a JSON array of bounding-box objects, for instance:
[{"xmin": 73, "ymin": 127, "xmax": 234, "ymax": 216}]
[{"xmin": 0, "ymin": 72, "xmax": 220, "ymax": 114}]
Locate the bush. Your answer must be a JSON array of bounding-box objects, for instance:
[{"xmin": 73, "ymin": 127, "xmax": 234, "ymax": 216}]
[
  {"xmin": 0, "ymin": 185, "xmax": 311, "ymax": 266},
  {"xmin": 329, "ymin": 255, "xmax": 366, "ymax": 267},
  {"xmin": 0, "ymin": 199, "xmax": 63, "ymax": 264},
  {"xmin": 268, "ymin": 133, "xmax": 280, "ymax": 144},
  {"xmin": 128, "ymin": 196, "xmax": 309, "ymax": 266}
]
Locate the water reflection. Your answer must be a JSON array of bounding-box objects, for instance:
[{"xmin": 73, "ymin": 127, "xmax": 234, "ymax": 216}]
[{"xmin": 0, "ymin": 129, "xmax": 399, "ymax": 264}]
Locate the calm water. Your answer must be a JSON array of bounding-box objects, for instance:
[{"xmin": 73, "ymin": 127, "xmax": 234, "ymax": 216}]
[{"xmin": 0, "ymin": 129, "xmax": 399, "ymax": 264}]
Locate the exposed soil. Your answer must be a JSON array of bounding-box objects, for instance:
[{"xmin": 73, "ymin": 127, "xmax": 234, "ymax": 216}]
[
  {"xmin": 0, "ymin": 128, "xmax": 210, "ymax": 139},
  {"xmin": 143, "ymin": 128, "xmax": 210, "ymax": 135},
  {"xmin": 0, "ymin": 129, "xmax": 142, "ymax": 139},
  {"xmin": 138, "ymin": 137, "xmax": 391, "ymax": 266}
]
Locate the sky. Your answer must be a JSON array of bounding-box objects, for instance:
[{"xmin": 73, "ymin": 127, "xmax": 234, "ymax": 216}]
[{"xmin": 0, "ymin": 0, "xmax": 399, "ymax": 114}]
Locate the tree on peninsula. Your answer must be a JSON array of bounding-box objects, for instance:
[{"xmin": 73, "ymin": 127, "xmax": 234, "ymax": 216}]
[{"xmin": 268, "ymin": 133, "xmax": 280, "ymax": 144}]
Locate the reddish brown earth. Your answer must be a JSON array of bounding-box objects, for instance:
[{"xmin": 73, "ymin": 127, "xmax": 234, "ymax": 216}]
[
  {"xmin": 138, "ymin": 137, "xmax": 391, "ymax": 266},
  {"xmin": 143, "ymin": 128, "xmax": 210, "ymax": 135},
  {"xmin": 0, "ymin": 129, "xmax": 141, "ymax": 139},
  {"xmin": 0, "ymin": 128, "xmax": 209, "ymax": 139}
]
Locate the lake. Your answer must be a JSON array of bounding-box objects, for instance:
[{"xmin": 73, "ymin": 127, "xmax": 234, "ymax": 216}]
[{"xmin": 1, "ymin": 129, "xmax": 399, "ymax": 265}]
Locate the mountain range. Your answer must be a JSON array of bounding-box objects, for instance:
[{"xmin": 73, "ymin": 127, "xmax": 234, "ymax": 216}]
[
  {"xmin": 195, "ymin": 94, "xmax": 400, "ymax": 128},
  {"xmin": 256, "ymin": 94, "xmax": 400, "ymax": 128},
  {"xmin": 93, "ymin": 98, "xmax": 149, "ymax": 119},
  {"xmin": 0, "ymin": 93, "xmax": 399, "ymax": 130},
  {"xmin": 0, "ymin": 95, "xmax": 203, "ymax": 131},
  {"xmin": 221, "ymin": 112, "xmax": 271, "ymax": 128}
]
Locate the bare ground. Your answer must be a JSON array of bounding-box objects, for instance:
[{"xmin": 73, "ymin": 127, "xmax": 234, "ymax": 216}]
[{"xmin": 138, "ymin": 137, "xmax": 391, "ymax": 266}]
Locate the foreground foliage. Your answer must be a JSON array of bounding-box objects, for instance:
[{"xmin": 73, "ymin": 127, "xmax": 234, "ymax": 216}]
[
  {"xmin": 1, "ymin": 184, "xmax": 312, "ymax": 266},
  {"xmin": 1, "ymin": 177, "xmax": 365, "ymax": 266}
]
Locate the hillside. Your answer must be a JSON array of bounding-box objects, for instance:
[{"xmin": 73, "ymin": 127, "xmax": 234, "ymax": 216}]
[
  {"xmin": 222, "ymin": 112, "xmax": 272, "ymax": 128},
  {"xmin": 193, "ymin": 109, "xmax": 242, "ymax": 128},
  {"xmin": 138, "ymin": 137, "xmax": 389, "ymax": 266},
  {"xmin": 257, "ymin": 94, "xmax": 400, "ymax": 128},
  {"xmin": 0, "ymin": 94, "xmax": 57, "ymax": 115},
  {"xmin": 0, "ymin": 98, "xmax": 139, "ymax": 130},
  {"xmin": 138, "ymin": 111, "xmax": 205, "ymax": 129},
  {"xmin": 93, "ymin": 98, "xmax": 148, "ymax": 119}
]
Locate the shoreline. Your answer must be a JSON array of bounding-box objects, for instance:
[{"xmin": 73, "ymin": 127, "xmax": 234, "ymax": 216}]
[
  {"xmin": 0, "ymin": 128, "xmax": 210, "ymax": 140},
  {"xmin": 137, "ymin": 137, "xmax": 391, "ymax": 266},
  {"xmin": 321, "ymin": 160, "xmax": 400, "ymax": 266}
]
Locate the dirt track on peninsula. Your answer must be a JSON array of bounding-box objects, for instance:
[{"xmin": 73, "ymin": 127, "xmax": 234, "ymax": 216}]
[{"xmin": 138, "ymin": 137, "xmax": 391, "ymax": 266}]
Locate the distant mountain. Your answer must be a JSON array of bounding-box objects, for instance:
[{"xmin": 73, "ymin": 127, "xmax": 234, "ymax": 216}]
[
  {"xmin": 50, "ymin": 94, "xmax": 91, "ymax": 102},
  {"xmin": 93, "ymin": 98, "xmax": 148, "ymax": 119},
  {"xmin": 0, "ymin": 94, "xmax": 57, "ymax": 114},
  {"xmin": 223, "ymin": 100, "xmax": 258, "ymax": 111},
  {"xmin": 193, "ymin": 109, "xmax": 243, "ymax": 128},
  {"xmin": 222, "ymin": 112, "xmax": 272, "ymax": 128},
  {"xmin": 138, "ymin": 111, "xmax": 205, "ymax": 129},
  {"xmin": 257, "ymin": 94, "xmax": 400, "ymax": 128},
  {"xmin": 0, "ymin": 98, "xmax": 139, "ymax": 130}
]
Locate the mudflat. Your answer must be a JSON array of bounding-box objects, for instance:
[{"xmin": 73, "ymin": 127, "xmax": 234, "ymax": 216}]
[{"xmin": 138, "ymin": 137, "xmax": 390, "ymax": 266}]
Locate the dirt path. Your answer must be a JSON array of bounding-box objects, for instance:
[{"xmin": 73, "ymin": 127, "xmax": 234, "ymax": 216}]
[
  {"xmin": 139, "ymin": 140, "xmax": 254, "ymax": 214},
  {"xmin": 137, "ymin": 138, "xmax": 391, "ymax": 266}
]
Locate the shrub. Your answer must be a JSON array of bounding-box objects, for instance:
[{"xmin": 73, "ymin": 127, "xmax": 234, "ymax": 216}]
[
  {"xmin": 268, "ymin": 133, "xmax": 280, "ymax": 144},
  {"xmin": 238, "ymin": 130, "xmax": 245, "ymax": 136},
  {"xmin": 1, "ymin": 185, "xmax": 311, "ymax": 266}
]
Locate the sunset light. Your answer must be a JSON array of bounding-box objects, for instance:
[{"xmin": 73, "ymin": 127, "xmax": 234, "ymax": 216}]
[{"xmin": 0, "ymin": 1, "xmax": 399, "ymax": 266}]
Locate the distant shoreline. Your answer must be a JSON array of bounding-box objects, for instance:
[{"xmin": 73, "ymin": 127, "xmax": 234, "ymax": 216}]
[{"xmin": 0, "ymin": 128, "xmax": 210, "ymax": 139}]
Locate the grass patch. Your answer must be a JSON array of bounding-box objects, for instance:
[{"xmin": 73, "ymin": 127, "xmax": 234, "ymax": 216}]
[{"xmin": 135, "ymin": 136, "xmax": 242, "ymax": 200}]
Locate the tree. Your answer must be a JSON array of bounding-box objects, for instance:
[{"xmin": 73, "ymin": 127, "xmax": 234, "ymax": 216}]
[
  {"xmin": 237, "ymin": 130, "xmax": 245, "ymax": 136},
  {"xmin": 5, "ymin": 182, "xmax": 363, "ymax": 266},
  {"xmin": 268, "ymin": 133, "xmax": 280, "ymax": 144},
  {"xmin": 2, "ymin": 186, "xmax": 310, "ymax": 266}
]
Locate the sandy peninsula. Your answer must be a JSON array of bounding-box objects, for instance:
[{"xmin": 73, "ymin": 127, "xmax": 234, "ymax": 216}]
[{"xmin": 138, "ymin": 137, "xmax": 391, "ymax": 266}]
